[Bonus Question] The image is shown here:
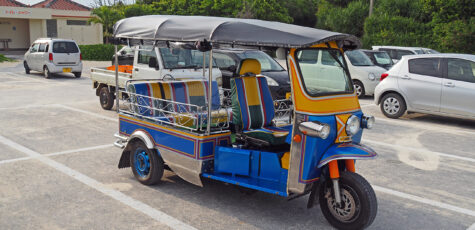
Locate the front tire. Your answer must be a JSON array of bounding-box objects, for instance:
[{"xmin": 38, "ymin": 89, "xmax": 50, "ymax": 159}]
[
  {"xmin": 99, "ymin": 86, "xmax": 115, "ymax": 110},
  {"xmin": 380, "ymin": 93, "xmax": 406, "ymax": 119},
  {"xmin": 129, "ymin": 141, "xmax": 164, "ymax": 185},
  {"xmin": 24, "ymin": 62, "xmax": 30, "ymax": 74},
  {"xmin": 319, "ymin": 171, "xmax": 377, "ymax": 230},
  {"xmin": 353, "ymin": 80, "xmax": 365, "ymax": 98}
]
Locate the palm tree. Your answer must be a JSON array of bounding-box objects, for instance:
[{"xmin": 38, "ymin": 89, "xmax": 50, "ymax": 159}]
[{"xmin": 89, "ymin": 6, "xmax": 124, "ymax": 43}]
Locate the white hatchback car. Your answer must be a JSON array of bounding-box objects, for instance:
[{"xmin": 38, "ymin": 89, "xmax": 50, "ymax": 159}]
[
  {"xmin": 24, "ymin": 38, "xmax": 82, "ymax": 78},
  {"xmin": 374, "ymin": 54, "xmax": 475, "ymax": 120},
  {"xmin": 345, "ymin": 50, "xmax": 386, "ymax": 98}
]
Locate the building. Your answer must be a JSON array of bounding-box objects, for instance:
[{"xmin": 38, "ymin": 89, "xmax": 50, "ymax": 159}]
[{"xmin": 0, "ymin": 0, "xmax": 103, "ymax": 50}]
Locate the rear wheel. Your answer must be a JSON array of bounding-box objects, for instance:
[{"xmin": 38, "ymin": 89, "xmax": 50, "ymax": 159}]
[
  {"xmin": 319, "ymin": 171, "xmax": 377, "ymax": 230},
  {"xmin": 99, "ymin": 86, "xmax": 114, "ymax": 110},
  {"xmin": 129, "ymin": 141, "xmax": 164, "ymax": 185},
  {"xmin": 353, "ymin": 80, "xmax": 365, "ymax": 98},
  {"xmin": 43, "ymin": 66, "xmax": 52, "ymax": 79},
  {"xmin": 380, "ymin": 93, "xmax": 406, "ymax": 119},
  {"xmin": 24, "ymin": 62, "xmax": 30, "ymax": 74},
  {"xmin": 74, "ymin": 72, "xmax": 81, "ymax": 78}
]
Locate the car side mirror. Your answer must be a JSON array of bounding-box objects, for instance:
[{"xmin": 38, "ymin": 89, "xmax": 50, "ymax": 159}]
[
  {"xmin": 227, "ymin": 65, "xmax": 236, "ymax": 72},
  {"xmin": 148, "ymin": 57, "xmax": 159, "ymax": 69}
]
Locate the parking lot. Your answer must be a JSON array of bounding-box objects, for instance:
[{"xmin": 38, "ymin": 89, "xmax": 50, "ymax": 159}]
[{"xmin": 0, "ymin": 60, "xmax": 474, "ymax": 230}]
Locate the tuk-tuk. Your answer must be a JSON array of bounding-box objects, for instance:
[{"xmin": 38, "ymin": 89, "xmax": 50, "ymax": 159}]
[{"xmin": 112, "ymin": 15, "xmax": 378, "ymax": 229}]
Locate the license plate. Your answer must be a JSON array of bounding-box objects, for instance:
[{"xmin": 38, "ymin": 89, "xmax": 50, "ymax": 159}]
[
  {"xmin": 63, "ymin": 68, "xmax": 72, "ymax": 73},
  {"xmin": 339, "ymin": 136, "xmax": 352, "ymax": 142},
  {"xmin": 285, "ymin": 92, "xmax": 291, "ymax": 99}
]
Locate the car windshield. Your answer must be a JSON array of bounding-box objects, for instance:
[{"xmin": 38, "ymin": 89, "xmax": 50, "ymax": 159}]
[
  {"xmin": 159, "ymin": 48, "xmax": 215, "ymax": 69},
  {"xmin": 296, "ymin": 48, "xmax": 352, "ymax": 96},
  {"xmin": 236, "ymin": 51, "xmax": 284, "ymax": 72},
  {"xmin": 414, "ymin": 49, "xmax": 424, "ymax": 54},
  {"xmin": 372, "ymin": 52, "xmax": 392, "ymax": 65},
  {"xmin": 53, "ymin": 41, "xmax": 79, "ymax": 53},
  {"xmin": 346, "ymin": 50, "xmax": 374, "ymax": 66}
]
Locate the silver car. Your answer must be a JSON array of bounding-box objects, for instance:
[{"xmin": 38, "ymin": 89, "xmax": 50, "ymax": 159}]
[
  {"xmin": 24, "ymin": 38, "xmax": 82, "ymax": 78},
  {"xmin": 374, "ymin": 54, "xmax": 475, "ymax": 120}
]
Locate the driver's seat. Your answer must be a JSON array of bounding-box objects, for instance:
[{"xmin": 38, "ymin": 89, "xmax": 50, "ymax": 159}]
[{"xmin": 231, "ymin": 59, "xmax": 290, "ymax": 147}]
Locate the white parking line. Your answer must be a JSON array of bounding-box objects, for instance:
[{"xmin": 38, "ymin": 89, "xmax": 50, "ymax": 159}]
[
  {"xmin": 373, "ymin": 185, "xmax": 475, "ymax": 217},
  {"xmin": 364, "ymin": 139, "xmax": 475, "ymax": 163},
  {"xmin": 376, "ymin": 116, "xmax": 475, "ymax": 136},
  {"xmin": 54, "ymin": 104, "xmax": 117, "ymax": 122},
  {"xmin": 0, "ymin": 144, "xmax": 114, "ymax": 165},
  {"xmin": 0, "ymin": 135, "xmax": 196, "ymax": 230}
]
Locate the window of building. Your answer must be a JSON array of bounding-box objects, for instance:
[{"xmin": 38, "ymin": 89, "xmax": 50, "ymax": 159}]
[
  {"xmin": 67, "ymin": 20, "xmax": 89, "ymax": 26},
  {"xmin": 47, "ymin": 19, "xmax": 57, "ymax": 38},
  {"xmin": 408, "ymin": 58, "xmax": 441, "ymax": 77}
]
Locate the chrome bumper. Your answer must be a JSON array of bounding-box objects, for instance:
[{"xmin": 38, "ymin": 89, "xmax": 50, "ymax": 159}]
[{"xmin": 114, "ymin": 132, "xmax": 128, "ymax": 149}]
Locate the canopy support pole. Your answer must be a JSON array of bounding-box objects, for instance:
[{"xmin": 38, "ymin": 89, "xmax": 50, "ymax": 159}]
[
  {"xmin": 114, "ymin": 45, "xmax": 119, "ymax": 112},
  {"xmin": 202, "ymin": 52, "xmax": 206, "ymax": 78},
  {"xmin": 206, "ymin": 50, "xmax": 213, "ymax": 135}
]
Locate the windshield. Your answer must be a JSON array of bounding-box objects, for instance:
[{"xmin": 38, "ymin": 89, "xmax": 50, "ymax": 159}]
[
  {"xmin": 414, "ymin": 49, "xmax": 424, "ymax": 54},
  {"xmin": 53, "ymin": 41, "xmax": 79, "ymax": 53},
  {"xmin": 423, "ymin": 49, "xmax": 440, "ymax": 54},
  {"xmin": 372, "ymin": 52, "xmax": 392, "ymax": 65},
  {"xmin": 346, "ymin": 50, "xmax": 374, "ymax": 66},
  {"xmin": 236, "ymin": 51, "xmax": 284, "ymax": 72},
  {"xmin": 159, "ymin": 48, "xmax": 215, "ymax": 69},
  {"xmin": 296, "ymin": 49, "xmax": 352, "ymax": 96}
]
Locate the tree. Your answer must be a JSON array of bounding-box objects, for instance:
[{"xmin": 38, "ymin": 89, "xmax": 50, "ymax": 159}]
[
  {"xmin": 316, "ymin": 0, "xmax": 368, "ymax": 37},
  {"xmin": 89, "ymin": 6, "xmax": 124, "ymax": 43},
  {"xmin": 281, "ymin": 0, "xmax": 318, "ymax": 27}
]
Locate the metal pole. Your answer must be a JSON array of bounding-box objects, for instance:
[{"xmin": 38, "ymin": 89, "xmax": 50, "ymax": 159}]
[
  {"xmin": 202, "ymin": 51, "xmax": 206, "ymax": 78},
  {"xmin": 114, "ymin": 44, "xmax": 119, "ymax": 112},
  {"xmin": 369, "ymin": 0, "xmax": 374, "ymax": 17},
  {"xmin": 206, "ymin": 49, "xmax": 213, "ymax": 135}
]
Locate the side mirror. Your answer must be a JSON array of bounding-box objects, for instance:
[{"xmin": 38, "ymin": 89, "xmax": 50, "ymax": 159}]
[
  {"xmin": 227, "ymin": 65, "xmax": 237, "ymax": 73},
  {"xmin": 148, "ymin": 57, "xmax": 159, "ymax": 69}
]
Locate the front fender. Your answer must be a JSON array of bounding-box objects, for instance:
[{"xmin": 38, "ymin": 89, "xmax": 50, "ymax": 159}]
[{"xmin": 317, "ymin": 143, "xmax": 377, "ymax": 168}]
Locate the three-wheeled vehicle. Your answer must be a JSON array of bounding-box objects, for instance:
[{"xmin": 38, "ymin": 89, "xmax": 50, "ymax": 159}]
[{"xmin": 112, "ymin": 15, "xmax": 378, "ymax": 229}]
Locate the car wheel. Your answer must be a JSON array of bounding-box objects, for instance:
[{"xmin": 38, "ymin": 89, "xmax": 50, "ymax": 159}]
[
  {"xmin": 129, "ymin": 140, "xmax": 164, "ymax": 185},
  {"xmin": 380, "ymin": 93, "xmax": 406, "ymax": 119},
  {"xmin": 24, "ymin": 61, "xmax": 30, "ymax": 74},
  {"xmin": 99, "ymin": 86, "xmax": 115, "ymax": 110},
  {"xmin": 353, "ymin": 80, "xmax": 365, "ymax": 98},
  {"xmin": 74, "ymin": 72, "xmax": 81, "ymax": 78},
  {"xmin": 43, "ymin": 66, "xmax": 52, "ymax": 79}
]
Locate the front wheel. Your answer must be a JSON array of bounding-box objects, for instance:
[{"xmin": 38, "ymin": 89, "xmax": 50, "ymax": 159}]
[
  {"xmin": 319, "ymin": 171, "xmax": 377, "ymax": 230},
  {"xmin": 129, "ymin": 141, "xmax": 164, "ymax": 185},
  {"xmin": 380, "ymin": 93, "xmax": 406, "ymax": 119},
  {"xmin": 24, "ymin": 62, "xmax": 30, "ymax": 74},
  {"xmin": 353, "ymin": 80, "xmax": 365, "ymax": 98}
]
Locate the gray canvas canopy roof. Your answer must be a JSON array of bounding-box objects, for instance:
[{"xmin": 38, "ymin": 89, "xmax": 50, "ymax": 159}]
[{"xmin": 113, "ymin": 15, "xmax": 360, "ymax": 49}]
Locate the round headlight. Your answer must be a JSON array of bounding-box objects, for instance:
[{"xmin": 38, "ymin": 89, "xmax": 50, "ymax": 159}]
[
  {"xmin": 362, "ymin": 115, "xmax": 375, "ymax": 129},
  {"xmin": 368, "ymin": 73, "xmax": 376, "ymax": 81},
  {"xmin": 320, "ymin": 124, "xmax": 331, "ymax": 139},
  {"xmin": 263, "ymin": 75, "xmax": 279, "ymax": 86},
  {"xmin": 346, "ymin": 115, "xmax": 360, "ymax": 136}
]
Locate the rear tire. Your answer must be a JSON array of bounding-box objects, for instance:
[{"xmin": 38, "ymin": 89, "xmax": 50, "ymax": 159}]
[
  {"xmin": 319, "ymin": 171, "xmax": 377, "ymax": 230},
  {"xmin": 99, "ymin": 86, "xmax": 114, "ymax": 110},
  {"xmin": 380, "ymin": 93, "xmax": 406, "ymax": 119},
  {"xmin": 74, "ymin": 72, "xmax": 81, "ymax": 78},
  {"xmin": 24, "ymin": 62, "xmax": 30, "ymax": 74},
  {"xmin": 353, "ymin": 80, "xmax": 365, "ymax": 98},
  {"xmin": 43, "ymin": 66, "xmax": 52, "ymax": 79},
  {"xmin": 129, "ymin": 141, "xmax": 164, "ymax": 185}
]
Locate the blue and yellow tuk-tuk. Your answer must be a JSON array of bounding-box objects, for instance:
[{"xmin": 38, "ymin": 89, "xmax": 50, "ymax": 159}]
[{"xmin": 112, "ymin": 15, "xmax": 377, "ymax": 229}]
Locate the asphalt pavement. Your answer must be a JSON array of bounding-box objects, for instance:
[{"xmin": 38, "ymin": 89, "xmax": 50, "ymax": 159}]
[{"xmin": 0, "ymin": 60, "xmax": 474, "ymax": 230}]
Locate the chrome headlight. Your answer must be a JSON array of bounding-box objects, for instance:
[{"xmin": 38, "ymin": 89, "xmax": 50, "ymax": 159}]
[
  {"xmin": 361, "ymin": 115, "xmax": 375, "ymax": 129},
  {"xmin": 216, "ymin": 76, "xmax": 223, "ymax": 86},
  {"xmin": 299, "ymin": 121, "xmax": 331, "ymax": 139},
  {"xmin": 346, "ymin": 115, "xmax": 360, "ymax": 136},
  {"xmin": 263, "ymin": 75, "xmax": 279, "ymax": 86},
  {"xmin": 368, "ymin": 73, "xmax": 376, "ymax": 81}
]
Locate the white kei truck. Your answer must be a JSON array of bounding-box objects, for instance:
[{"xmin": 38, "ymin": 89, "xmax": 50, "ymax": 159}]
[{"xmin": 90, "ymin": 45, "xmax": 222, "ymax": 110}]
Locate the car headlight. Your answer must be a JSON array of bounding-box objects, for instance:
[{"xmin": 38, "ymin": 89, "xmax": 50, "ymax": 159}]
[
  {"xmin": 299, "ymin": 121, "xmax": 331, "ymax": 139},
  {"xmin": 216, "ymin": 77, "xmax": 223, "ymax": 87},
  {"xmin": 368, "ymin": 73, "xmax": 376, "ymax": 81},
  {"xmin": 346, "ymin": 115, "xmax": 360, "ymax": 136},
  {"xmin": 361, "ymin": 115, "xmax": 375, "ymax": 129},
  {"xmin": 263, "ymin": 75, "xmax": 279, "ymax": 86}
]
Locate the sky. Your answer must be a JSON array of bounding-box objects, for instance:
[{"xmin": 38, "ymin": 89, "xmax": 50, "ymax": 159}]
[{"xmin": 17, "ymin": 0, "xmax": 135, "ymax": 8}]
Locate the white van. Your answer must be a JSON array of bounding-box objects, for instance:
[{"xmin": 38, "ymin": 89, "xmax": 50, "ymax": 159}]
[{"xmin": 24, "ymin": 38, "xmax": 82, "ymax": 78}]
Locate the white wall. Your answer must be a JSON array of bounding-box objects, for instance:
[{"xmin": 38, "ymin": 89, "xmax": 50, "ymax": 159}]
[
  {"xmin": 56, "ymin": 18, "xmax": 103, "ymax": 45},
  {"xmin": 0, "ymin": 18, "xmax": 30, "ymax": 49}
]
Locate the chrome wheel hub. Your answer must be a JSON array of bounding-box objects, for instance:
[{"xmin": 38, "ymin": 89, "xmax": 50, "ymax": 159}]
[
  {"xmin": 354, "ymin": 84, "xmax": 362, "ymax": 96},
  {"xmin": 383, "ymin": 97, "xmax": 400, "ymax": 115},
  {"xmin": 326, "ymin": 188, "xmax": 357, "ymax": 222}
]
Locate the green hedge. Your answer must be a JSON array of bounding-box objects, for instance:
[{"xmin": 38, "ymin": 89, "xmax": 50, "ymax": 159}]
[
  {"xmin": 0, "ymin": 54, "xmax": 13, "ymax": 63},
  {"xmin": 78, "ymin": 44, "xmax": 121, "ymax": 61}
]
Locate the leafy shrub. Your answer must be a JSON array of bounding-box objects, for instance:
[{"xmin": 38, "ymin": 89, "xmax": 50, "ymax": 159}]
[
  {"xmin": 78, "ymin": 44, "xmax": 121, "ymax": 61},
  {"xmin": 0, "ymin": 54, "xmax": 13, "ymax": 63}
]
